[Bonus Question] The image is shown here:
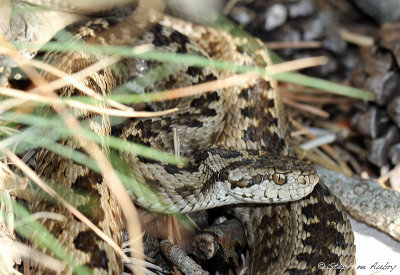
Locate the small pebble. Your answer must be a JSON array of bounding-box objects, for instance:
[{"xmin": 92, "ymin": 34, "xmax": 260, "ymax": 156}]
[
  {"xmin": 364, "ymin": 52, "xmax": 393, "ymax": 75},
  {"xmin": 388, "ymin": 97, "xmax": 400, "ymax": 127},
  {"xmin": 322, "ymin": 34, "xmax": 347, "ymax": 55},
  {"xmin": 381, "ymin": 22, "xmax": 400, "ymax": 65},
  {"xmin": 368, "ymin": 126, "xmax": 400, "ymax": 166},
  {"xmin": 288, "ymin": 0, "xmax": 314, "ymax": 18},
  {"xmin": 269, "ymin": 27, "xmax": 301, "ymax": 56},
  {"xmin": 230, "ymin": 6, "xmax": 255, "ymax": 26},
  {"xmin": 264, "ymin": 4, "xmax": 287, "ymax": 31},
  {"xmin": 351, "ymin": 0, "xmax": 400, "ymax": 24},
  {"xmin": 367, "ymin": 137, "xmax": 387, "ymax": 166},
  {"xmin": 301, "ymin": 18, "xmax": 323, "ymax": 41},
  {"xmin": 302, "ymin": 11, "xmax": 332, "ymax": 41},
  {"xmin": 389, "ymin": 143, "xmax": 400, "ymax": 164},
  {"xmin": 351, "ymin": 107, "xmax": 389, "ymax": 139},
  {"xmin": 342, "ymin": 51, "xmax": 359, "ymax": 71},
  {"xmin": 364, "ymin": 72, "xmax": 399, "ymax": 105}
]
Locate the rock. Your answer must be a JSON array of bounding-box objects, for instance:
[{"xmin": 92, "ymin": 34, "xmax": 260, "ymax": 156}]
[
  {"xmin": 388, "ymin": 97, "xmax": 400, "ymax": 128},
  {"xmin": 264, "ymin": 4, "xmax": 287, "ymax": 31},
  {"xmin": 342, "ymin": 50, "xmax": 359, "ymax": 70},
  {"xmin": 288, "ymin": 0, "xmax": 314, "ymax": 18},
  {"xmin": 350, "ymin": 0, "xmax": 400, "ymax": 24},
  {"xmin": 364, "ymin": 72, "xmax": 399, "ymax": 105},
  {"xmin": 381, "ymin": 22, "xmax": 400, "ymax": 66},
  {"xmin": 389, "ymin": 143, "xmax": 400, "ymax": 164},
  {"xmin": 230, "ymin": 6, "xmax": 255, "ymax": 26},
  {"xmin": 367, "ymin": 126, "xmax": 400, "ymax": 166},
  {"xmin": 351, "ymin": 107, "xmax": 389, "ymax": 139},
  {"xmin": 364, "ymin": 51, "xmax": 393, "ymax": 76},
  {"xmin": 302, "ymin": 11, "xmax": 333, "ymax": 41},
  {"xmin": 322, "ymin": 33, "xmax": 347, "ymax": 55}
]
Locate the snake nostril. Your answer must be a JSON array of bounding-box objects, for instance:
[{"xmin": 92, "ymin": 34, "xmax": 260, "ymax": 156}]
[{"xmin": 297, "ymin": 177, "xmax": 306, "ymax": 186}]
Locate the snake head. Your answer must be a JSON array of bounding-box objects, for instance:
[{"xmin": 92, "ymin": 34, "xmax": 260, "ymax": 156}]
[{"xmin": 227, "ymin": 155, "xmax": 319, "ymax": 203}]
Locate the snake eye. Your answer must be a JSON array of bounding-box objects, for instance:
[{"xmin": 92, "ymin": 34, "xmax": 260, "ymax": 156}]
[{"xmin": 273, "ymin": 174, "xmax": 286, "ymax": 185}]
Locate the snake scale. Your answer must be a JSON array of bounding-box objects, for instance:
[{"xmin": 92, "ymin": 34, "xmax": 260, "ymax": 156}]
[{"xmin": 21, "ymin": 2, "xmax": 356, "ymax": 274}]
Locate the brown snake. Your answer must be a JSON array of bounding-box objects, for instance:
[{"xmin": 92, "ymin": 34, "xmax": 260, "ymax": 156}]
[{"xmin": 19, "ymin": 2, "xmax": 356, "ymax": 275}]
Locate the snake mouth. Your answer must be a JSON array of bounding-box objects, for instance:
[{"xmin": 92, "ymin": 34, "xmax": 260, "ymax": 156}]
[
  {"xmin": 231, "ymin": 184, "xmax": 316, "ymax": 203},
  {"xmin": 229, "ymin": 171, "xmax": 320, "ymax": 203}
]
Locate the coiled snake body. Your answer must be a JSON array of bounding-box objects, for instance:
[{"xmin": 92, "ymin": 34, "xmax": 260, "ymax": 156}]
[{"xmin": 25, "ymin": 6, "xmax": 356, "ymax": 275}]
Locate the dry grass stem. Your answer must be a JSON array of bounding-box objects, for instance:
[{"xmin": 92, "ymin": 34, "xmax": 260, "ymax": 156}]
[
  {"xmin": 173, "ymin": 127, "xmax": 181, "ymax": 159},
  {"xmin": 333, "ymin": 145, "xmax": 362, "ymax": 175},
  {"xmin": 156, "ymin": 72, "xmax": 258, "ymax": 101},
  {"xmin": 291, "ymin": 119, "xmax": 353, "ymax": 176},
  {"xmin": 291, "ymin": 129, "xmax": 311, "ymax": 137},
  {"xmin": 167, "ymin": 216, "xmax": 174, "ymax": 244},
  {"xmin": 172, "ymin": 217, "xmax": 183, "ymax": 246},
  {"xmin": 0, "ymin": 239, "xmax": 65, "ymax": 273},
  {"xmin": 290, "ymin": 119, "xmax": 338, "ymax": 158},
  {"xmin": 265, "ymin": 41, "xmax": 322, "ymax": 49},
  {"xmin": 267, "ymin": 56, "xmax": 328, "ymax": 75},
  {"xmin": 282, "ymin": 97, "xmax": 330, "ymax": 117},
  {"xmin": 280, "ymin": 89, "xmax": 352, "ymax": 104},
  {"xmin": 344, "ymin": 142, "xmax": 367, "ymax": 158},
  {"xmin": 223, "ymin": 0, "xmax": 241, "ymax": 14},
  {"xmin": 295, "ymin": 144, "xmax": 342, "ymax": 172},
  {"xmin": 14, "ymin": 212, "xmax": 67, "ymax": 228},
  {"xmin": 300, "ymin": 133, "xmax": 336, "ymax": 150},
  {"xmin": 339, "ymin": 29, "xmax": 374, "ymax": 47},
  {"xmin": 123, "ymin": 231, "xmax": 146, "ymax": 253},
  {"xmin": 283, "ymin": 83, "xmax": 348, "ymax": 96}
]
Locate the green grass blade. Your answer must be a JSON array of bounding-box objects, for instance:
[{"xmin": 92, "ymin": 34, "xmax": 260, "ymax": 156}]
[
  {"xmin": 267, "ymin": 50, "xmax": 374, "ymax": 100},
  {"xmin": 111, "ymin": 63, "xmax": 185, "ymax": 96},
  {"xmin": 273, "ymin": 71, "xmax": 374, "ymax": 100}
]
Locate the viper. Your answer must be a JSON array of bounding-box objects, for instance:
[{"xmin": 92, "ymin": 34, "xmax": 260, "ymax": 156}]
[{"xmin": 16, "ymin": 1, "xmax": 356, "ymax": 274}]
